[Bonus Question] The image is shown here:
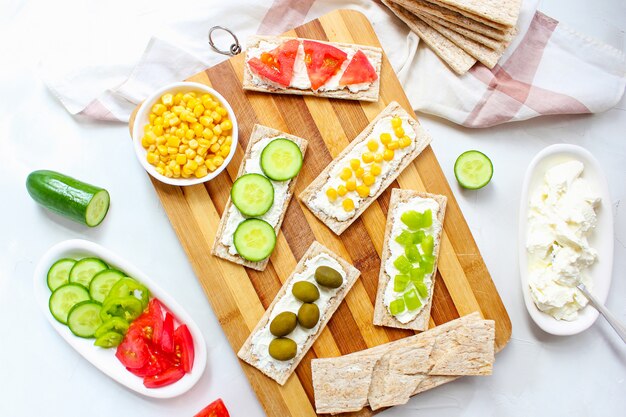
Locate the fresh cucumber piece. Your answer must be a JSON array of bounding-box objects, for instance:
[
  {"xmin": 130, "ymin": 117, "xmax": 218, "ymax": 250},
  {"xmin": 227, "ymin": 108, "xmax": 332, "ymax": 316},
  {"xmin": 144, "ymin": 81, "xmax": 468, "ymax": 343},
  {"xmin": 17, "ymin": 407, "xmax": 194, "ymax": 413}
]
[
  {"xmin": 231, "ymin": 174, "xmax": 274, "ymax": 217},
  {"xmin": 454, "ymin": 150, "xmax": 493, "ymax": 190},
  {"xmin": 26, "ymin": 170, "xmax": 110, "ymax": 227},
  {"xmin": 47, "ymin": 258, "xmax": 76, "ymax": 291},
  {"xmin": 94, "ymin": 331, "xmax": 123, "ymax": 348},
  {"xmin": 107, "ymin": 277, "xmax": 150, "ymax": 309},
  {"xmin": 260, "ymin": 138, "xmax": 303, "ymax": 181},
  {"xmin": 233, "ymin": 219, "xmax": 276, "ymax": 262},
  {"xmin": 69, "ymin": 258, "xmax": 108, "ymax": 289},
  {"xmin": 49, "ymin": 284, "xmax": 90, "ymax": 324},
  {"xmin": 67, "ymin": 301, "xmax": 103, "ymax": 338},
  {"xmin": 89, "ymin": 269, "xmax": 125, "ymax": 303}
]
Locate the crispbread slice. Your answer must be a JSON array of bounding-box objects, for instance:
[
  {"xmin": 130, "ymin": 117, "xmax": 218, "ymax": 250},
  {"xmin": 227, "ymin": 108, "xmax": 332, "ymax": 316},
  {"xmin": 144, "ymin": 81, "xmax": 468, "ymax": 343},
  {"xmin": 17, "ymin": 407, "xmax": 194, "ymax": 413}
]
[
  {"xmin": 419, "ymin": 11, "xmax": 516, "ymax": 48},
  {"xmin": 237, "ymin": 241, "xmax": 360, "ymax": 385},
  {"xmin": 299, "ymin": 101, "xmax": 432, "ymax": 235},
  {"xmin": 389, "ymin": 0, "xmax": 510, "ymax": 40},
  {"xmin": 373, "ymin": 189, "xmax": 447, "ymax": 331},
  {"xmin": 424, "ymin": 0, "xmax": 522, "ymax": 28},
  {"xmin": 242, "ymin": 35, "xmax": 383, "ymax": 102},
  {"xmin": 383, "ymin": 0, "xmax": 476, "ymax": 75},
  {"xmin": 211, "ymin": 124, "xmax": 307, "ymax": 271},
  {"xmin": 311, "ymin": 312, "xmax": 495, "ymax": 414}
]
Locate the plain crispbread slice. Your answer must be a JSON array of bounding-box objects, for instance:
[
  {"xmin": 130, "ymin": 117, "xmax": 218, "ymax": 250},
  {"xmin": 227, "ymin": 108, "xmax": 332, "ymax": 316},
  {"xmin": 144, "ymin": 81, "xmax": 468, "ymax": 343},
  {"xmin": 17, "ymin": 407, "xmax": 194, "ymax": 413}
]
[
  {"xmin": 311, "ymin": 313, "xmax": 495, "ymax": 414},
  {"xmin": 383, "ymin": 0, "xmax": 476, "ymax": 75},
  {"xmin": 425, "ymin": 0, "xmax": 522, "ymax": 28},
  {"xmin": 419, "ymin": 12, "xmax": 515, "ymax": 49},
  {"xmin": 211, "ymin": 124, "xmax": 307, "ymax": 271},
  {"xmin": 299, "ymin": 101, "xmax": 432, "ymax": 235},
  {"xmin": 242, "ymin": 35, "xmax": 383, "ymax": 102},
  {"xmin": 237, "ymin": 241, "xmax": 360, "ymax": 385},
  {"xmin": 373, "ymin": 189, "xmax": 447, "ymax": 331}
]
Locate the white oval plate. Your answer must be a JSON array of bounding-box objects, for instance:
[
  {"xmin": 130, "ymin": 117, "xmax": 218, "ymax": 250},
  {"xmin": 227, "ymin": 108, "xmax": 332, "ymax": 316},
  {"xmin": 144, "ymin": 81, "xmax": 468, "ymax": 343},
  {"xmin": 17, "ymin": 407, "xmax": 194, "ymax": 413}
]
[
  {"xmin": 34, "ymin": 239, "xmax": 207, "ymax": 398},
  {"xmin": 519, "ymin": 144, "xmax": 614, "ymax": 336}
]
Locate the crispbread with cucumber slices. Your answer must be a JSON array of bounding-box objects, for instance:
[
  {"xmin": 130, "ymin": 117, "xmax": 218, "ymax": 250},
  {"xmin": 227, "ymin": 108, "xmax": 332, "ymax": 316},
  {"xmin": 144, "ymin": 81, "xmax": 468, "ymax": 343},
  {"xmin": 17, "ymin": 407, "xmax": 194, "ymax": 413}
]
[
  {"xmin": 299, "ymin": 101, "xmax": 431, "ymax": 235},
  {"xmin": 242, "ymin": 35, "xmax": 383, "ymax": 102},
  {"xmin": 211, "ymin": 124, "xmax": 307, "ymax": 271},
  {"xmin": 237, "ymin": 241, "xmax": 360, "ymax": 385},
  {"xmin": 373, "ymin": 189, "xmax": 447, "ymax": 331}
]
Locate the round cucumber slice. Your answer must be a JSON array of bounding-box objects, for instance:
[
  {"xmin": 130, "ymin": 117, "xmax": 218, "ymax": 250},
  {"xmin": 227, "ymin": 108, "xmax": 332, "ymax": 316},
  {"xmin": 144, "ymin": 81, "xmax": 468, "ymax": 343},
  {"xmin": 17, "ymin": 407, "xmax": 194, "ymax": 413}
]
[
  {"xmin": 89, "ymin": 269, "xmax": 125, "ymax": 303},
  {"xmin": 67, "ymin": 301, "xmax": 103, "ymax": 338},
  {"xmin": 260, "ymin": 138, "xmax": 303, "ymax": 181},
  {"xmin": 231, "ymin": 174, "xmax": 275, "ymax": 217},
  {"xmin": 233, "ymin": 219, "xmax": 276, "ymax": 262},
  {"xmin": 47, "ymin": 258, "xmax": 76, "ymax": 291},
  {"xmin": 69, "ymin": 257, "xmax": 108, "ymax": 289},
  {"xmin": 454, "ymin": 150, "xmax": 493, "ymax": 190},
  {"xmin": 49, "ymin": 284, "xmax": 90, "ymax": 325}
]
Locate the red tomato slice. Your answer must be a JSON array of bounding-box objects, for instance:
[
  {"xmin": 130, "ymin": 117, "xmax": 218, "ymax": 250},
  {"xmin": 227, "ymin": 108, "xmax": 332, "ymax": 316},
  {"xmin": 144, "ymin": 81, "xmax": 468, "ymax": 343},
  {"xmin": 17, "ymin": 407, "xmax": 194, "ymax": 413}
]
[
  {"xmin": 303, "ymin": 40, "xmax": 348, "ymax": 90},
  {"xmin": 194, "ymin": 399, "xmax": 230, "ymax": 417},
  {"xmin": 161, "ymin": 312, "xmax": 175, "ymax": 353},
  {"xmin": 174, "ymin": 324, "xmax": 195, "ymax": 373},
  {"xmin": 126, "ymin": 343, "xmax": 173, "ymax": 377},
  {"xmin": 132, "ymin": 299, "xmax": 164, "ymax": 345},
  {"xmin": 339, "ymin": 50, "xmax": 378, "ymax": 86},
  {"xmin": 116, "ymin": 327, "xmax": 149, "ymax": 369},
  {"xmin": 247, "ymin": 39, "xmax": 299, "ymax": 87},
  {"xmin": 143, "ymin": 366, "xmax": 185, "ymax": 389}
]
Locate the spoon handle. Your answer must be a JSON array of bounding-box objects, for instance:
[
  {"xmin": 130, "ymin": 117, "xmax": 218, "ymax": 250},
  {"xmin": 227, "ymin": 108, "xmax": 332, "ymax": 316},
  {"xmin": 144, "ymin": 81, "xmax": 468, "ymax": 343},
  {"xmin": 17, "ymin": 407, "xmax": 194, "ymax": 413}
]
[{"xmin": 578, "ymin": 284, "xmax": 626, "ymax": 344}]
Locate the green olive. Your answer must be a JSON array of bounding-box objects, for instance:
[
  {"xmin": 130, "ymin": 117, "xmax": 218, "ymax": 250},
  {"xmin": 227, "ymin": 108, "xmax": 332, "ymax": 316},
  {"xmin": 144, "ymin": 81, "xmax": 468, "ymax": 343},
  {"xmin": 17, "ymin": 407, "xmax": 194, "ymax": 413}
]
[
  {"xmin": 297, "ymin": 303, "xmax": 320, "ymax": 329},
  {"xmin": 292, "ymin": 281, "xmax": 320, "ymax": 303},
  {"xmin": 314, "ymin": 266, "xmax": 343, "ymax": 288},
  {"xmin": 269, "ymin": 311, "xmax": 297, "ymax": 337},
  {"xmin": 268, "ymin": 337, "xmax": 297, "ymax": 361}
]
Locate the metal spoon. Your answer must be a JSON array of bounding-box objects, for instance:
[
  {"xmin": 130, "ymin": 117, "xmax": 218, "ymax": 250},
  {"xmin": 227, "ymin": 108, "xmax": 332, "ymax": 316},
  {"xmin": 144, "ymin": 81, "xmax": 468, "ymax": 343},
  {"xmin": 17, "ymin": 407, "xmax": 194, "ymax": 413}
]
[{"xmin": 577, "ymin": 283, "xmax": 626, "ymax": 343}]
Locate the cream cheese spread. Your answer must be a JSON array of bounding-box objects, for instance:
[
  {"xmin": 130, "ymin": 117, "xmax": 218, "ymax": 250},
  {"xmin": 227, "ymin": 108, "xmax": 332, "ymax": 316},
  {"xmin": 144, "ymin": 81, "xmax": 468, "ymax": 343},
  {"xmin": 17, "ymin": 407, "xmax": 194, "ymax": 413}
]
[
  {"xmin": 221, "ymin": 136, "xmax": 291, "ymax": 255},
  {"xmin": 526, "ymin": 160, "xmax": 601, "ymax": 321},
  {"xmin": 383, "ymin": 197, "xmax": 442, "ymax": 323},
  {"xmin": 249, "ymin": 254, "xmax": 347, "ymax": 372}
]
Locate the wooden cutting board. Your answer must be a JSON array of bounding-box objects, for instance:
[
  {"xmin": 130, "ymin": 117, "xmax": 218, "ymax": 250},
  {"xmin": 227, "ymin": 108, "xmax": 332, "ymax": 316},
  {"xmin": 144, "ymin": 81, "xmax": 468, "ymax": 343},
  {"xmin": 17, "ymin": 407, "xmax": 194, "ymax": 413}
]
[{"xmin": 130, "ymin": 9, "xmax": 511, "ymax": 416}]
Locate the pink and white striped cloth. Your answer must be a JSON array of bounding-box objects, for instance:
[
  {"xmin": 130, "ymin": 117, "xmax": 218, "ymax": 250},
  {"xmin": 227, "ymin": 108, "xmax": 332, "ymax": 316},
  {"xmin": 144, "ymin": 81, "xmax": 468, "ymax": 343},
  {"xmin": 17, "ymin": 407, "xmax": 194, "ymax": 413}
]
[{"xmin": 43, "ymin": 0, "xmax": 625, "ymax": 128}]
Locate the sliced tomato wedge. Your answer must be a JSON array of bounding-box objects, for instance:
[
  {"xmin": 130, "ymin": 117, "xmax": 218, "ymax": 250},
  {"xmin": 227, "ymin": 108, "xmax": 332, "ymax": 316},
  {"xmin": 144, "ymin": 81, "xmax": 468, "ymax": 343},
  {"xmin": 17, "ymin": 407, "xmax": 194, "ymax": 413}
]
[
  {"xmin": 194, "ymin": 399, "xmax": 230, "ymax": 417},
  {"xmin": 132, "ymin": 299, "xmax": 164, "ymax": 344},
  {"xmin": 116, "ymin": 327, "xmax": 149, "ymax": 369},
  {"xmin": 302, "ymin": 40, "xmax": 348, "ymax": 90},
  {"xmin": 174, "ymin": 324, "xmax": 195, "ymax": 373},
  {"xmin": 247, "ymin": 39, "xmax": 299, "ymax": 87},
  {"xmin": 161, "ymin": 312, "xmax": 175, "ymax": 353},
  {"xmin": 126, "ymin": 343, "xmax": 173, "ymax": 377},
  {"xmin": 339, "ymin": 50, "xmax": 378, "ymax": 86},
  {"xmin": 143, "ymin": 366, "xmax": 185, "ymax": 388}
]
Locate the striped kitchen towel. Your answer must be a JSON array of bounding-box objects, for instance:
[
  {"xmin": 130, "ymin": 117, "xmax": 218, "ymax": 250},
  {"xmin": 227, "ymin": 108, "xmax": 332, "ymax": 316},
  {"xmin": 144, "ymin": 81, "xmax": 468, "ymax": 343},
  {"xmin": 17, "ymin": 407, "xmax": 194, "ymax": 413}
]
[{"xmin": 41, "ymin": 0, "xmax": 625, "ymax": 128}]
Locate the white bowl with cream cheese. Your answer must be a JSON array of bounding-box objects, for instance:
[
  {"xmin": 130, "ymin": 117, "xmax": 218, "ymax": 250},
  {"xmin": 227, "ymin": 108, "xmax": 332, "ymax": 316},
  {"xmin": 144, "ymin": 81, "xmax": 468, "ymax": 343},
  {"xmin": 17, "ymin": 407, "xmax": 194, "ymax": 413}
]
[{"xmin": 518, "ymin": 144, "xmax": 614, "ymax": 336}]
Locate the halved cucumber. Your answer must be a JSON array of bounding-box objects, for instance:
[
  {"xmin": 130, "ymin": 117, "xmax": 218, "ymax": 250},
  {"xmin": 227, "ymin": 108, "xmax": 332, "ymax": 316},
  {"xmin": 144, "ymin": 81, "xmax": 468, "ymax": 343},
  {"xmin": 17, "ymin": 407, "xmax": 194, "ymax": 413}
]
[
  {"xmin": 69, "ymin": 257, "xmax": 108, "ymax": 289},
  {"xmin": 454, "ymin": 150, "xmax": 493, "ymax": 190},
  {"xmin": 89, "ymin": 269, "xmax": 125, "ymax": 303},
  {"xmin": 231, "ymin": 174, "xmax": 274, "ymax": 217},
  {"xmin": 67, "ymin": 301, "xmax": 103, "ymax": 338},
  {"xmin": 47, "ymin": 258, "xmax": 76, "ymax": 291},
  {"xmin": 49, "ymin": 284, "xmax": 90, "ymax": 324},
  {"xmin": 233, "ymin": 219, "xmax": 276, "ymax": 262},
  {"xmin": 260, "ymin": 138, "xmax": 303, "ymax": 181}
]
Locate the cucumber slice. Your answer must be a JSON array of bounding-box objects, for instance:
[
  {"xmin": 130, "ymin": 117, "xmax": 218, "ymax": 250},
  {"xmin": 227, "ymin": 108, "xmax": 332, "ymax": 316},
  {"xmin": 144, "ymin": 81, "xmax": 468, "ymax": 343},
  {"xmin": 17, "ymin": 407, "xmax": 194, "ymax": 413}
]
[
  {"xmin": 47, "ymin": 258, "xmax": 76, "ymax": 291},
  {"xmin": 89, "ymin": 269, "xmax": 125, "ymax": 303},
  {"xmin": 49, "ymin": 284, "xmax": 90, "ymax": 324},
  {"xmin": 260, "ymin": 138, "xmax": 303, "ymax": 181},
  {"xmin": 233, "ymin": 219, "xmax": 276, "ymax": 262},
  {"xmin": 26, "ymin": 170, "xmax": 110, "ymax": 227},
  {"xmin": 69, "ymin": 258, "xmax": 108, "ymax": 289},
  {"xmin": 231, "ymin": 174, "xmax": 274, "ymax": 217},
  {"xmin": 454, "ymin": 150, "xmax": 493, "ymax": 189},
  {"xmin": 67, "ymin": 301, "xmax": 103, "ymax": 338}
]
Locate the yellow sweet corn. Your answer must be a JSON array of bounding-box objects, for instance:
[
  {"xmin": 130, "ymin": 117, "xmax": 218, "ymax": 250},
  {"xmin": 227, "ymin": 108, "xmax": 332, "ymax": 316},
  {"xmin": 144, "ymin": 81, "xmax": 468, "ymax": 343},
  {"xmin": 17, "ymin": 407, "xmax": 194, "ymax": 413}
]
[
  {"xmin": 342, "ymin": 198, "xmax": 355, "ymax": 212},
  {"xmin": 367, "ymin": 140, "xmax": 379, "ymax": 152},
  {"xmin": 387, "ymin": 141, "xmax": 399, "ymax": 151},
  {"xmin": 363, "ymin": 173, "xmax": 375, "ymax": 186},
  {"xmin": 356, "ymin": 185, "xmax": 370, "ymax": 198},
  {"xmin": 213, "ymin": 156, "xmax": 224, "ymax": 167},
  {"xmin": 374, "ymin": 153, "xmax": 383, "ymax": 163},
  {"xmin": 345, "ymin": 179, "xmax": 357, "ymax": 192},
  {"xmin": 337, "ymin": 185, "xmax": 348, "ymax": 197},
  {"xmin": 391, "ymin": 117, "xmax": 402, "ymax": 128},
  {"xmin": 370, "ymin": 163, "xmax": 382, "ymax": 176},
  {"xmin": 350, "ymin": 159, "xmax": 360, "ymax": 170},
  {"xmin": 326, "ymin": 187, "xmax": 338, "ymax": 202},
  {"xmin": 340, "ymin": 168, "xmax": 352, "ymax": 181},
  {"xmin": 176, "ymin": 154, "xmax": 187, "ymax": 165},
  {"xmin": 399, "ymin": 136, "xmax": 411, "ymax": 148},
  {"xmin": 383, "ymin": 149, "xmax": 394, "ymax": 161},
  {"xmin": 362, "ymin": 152, "xmax": 374, "ymax": 163},
  {"xmin": 393, "ymin": 126, "xmax": 405, "ymax": 138}
]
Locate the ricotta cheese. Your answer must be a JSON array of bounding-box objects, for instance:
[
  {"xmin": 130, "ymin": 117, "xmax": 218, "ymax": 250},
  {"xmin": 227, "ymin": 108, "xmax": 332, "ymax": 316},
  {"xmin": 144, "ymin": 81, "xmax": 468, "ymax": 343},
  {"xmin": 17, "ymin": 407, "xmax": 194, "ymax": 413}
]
[
  {"xmin": 221, "ymin": 136, "xmax": 291, "ymax": 255},
  {"xmin": 308, "ymin": 116, "xmax": 416, "ymax": 221},
  {"xmin": 526, "ymin": 160, "xmax": 601, "ymax": 321},
  {"xmin": 383, "ymin": 197, "xmax": 442, "ymax": 323},
  {"xmin": 249, "ymin": 254, "xmax": 347, "ymax": 372}
]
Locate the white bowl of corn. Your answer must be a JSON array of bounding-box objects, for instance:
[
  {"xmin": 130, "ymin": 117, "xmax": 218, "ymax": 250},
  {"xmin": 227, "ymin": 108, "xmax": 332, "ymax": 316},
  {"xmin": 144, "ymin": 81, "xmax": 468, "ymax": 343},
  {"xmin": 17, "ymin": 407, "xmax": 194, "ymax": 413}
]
[{"xmin": 132, "ymin": 81, "xmax": 238, "ymax": 186}]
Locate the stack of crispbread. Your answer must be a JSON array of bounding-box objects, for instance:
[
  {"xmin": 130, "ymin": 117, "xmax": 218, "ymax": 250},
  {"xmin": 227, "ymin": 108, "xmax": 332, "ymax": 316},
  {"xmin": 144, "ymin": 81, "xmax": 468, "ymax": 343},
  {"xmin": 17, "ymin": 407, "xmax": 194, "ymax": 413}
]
[{"xmin": 382, "ymin": 0, "xmax": 522, "ymax": 75}]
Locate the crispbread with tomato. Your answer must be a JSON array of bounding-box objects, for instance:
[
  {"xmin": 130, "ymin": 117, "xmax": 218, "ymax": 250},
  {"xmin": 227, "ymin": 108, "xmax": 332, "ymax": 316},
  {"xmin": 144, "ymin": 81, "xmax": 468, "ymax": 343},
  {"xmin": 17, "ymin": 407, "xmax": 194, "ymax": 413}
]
[{"xmin": 243, "ymin": 35, "xmax": 382, "ymax": 102}]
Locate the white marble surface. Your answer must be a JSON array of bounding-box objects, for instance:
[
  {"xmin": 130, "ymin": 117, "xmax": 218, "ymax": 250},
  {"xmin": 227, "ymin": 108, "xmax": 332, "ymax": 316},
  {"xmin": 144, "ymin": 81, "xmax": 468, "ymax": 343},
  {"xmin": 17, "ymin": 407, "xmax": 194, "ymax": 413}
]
[{"xmin": 0, "ymin": 0, "xmax": 624, "ymax": 416}]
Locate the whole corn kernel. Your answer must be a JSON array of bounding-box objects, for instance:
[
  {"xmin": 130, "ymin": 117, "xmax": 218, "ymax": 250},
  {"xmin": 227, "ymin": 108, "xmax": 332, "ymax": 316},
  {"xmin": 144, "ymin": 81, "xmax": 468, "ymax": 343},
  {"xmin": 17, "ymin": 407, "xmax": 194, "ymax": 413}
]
[
  {"xmin": 387, "ymin": 141, "xmax": 400, "ymax": 151},
  {"xmin": 216, "ymin": 106, "xmax": 228, "ymax": 116},
  {"xmin": 187, "ymin": 160, "xmax": 199, "ymax": 172},
  {"xmin": 326, "ymin": 188, "xmax": 338, "ymax": 202},
  {"xmin": 399, "ymin": 136, "xmax": 411, "ymax": 148},
  {"xmin": 157, "ymin": 145, "xmax": 168, "ymax": 156},
  {"xmin": 156, "ymin": 167, "xmax": 165, "ymax": 175},
  {"xmin": 374, "ymin": 153, "xmax": 384, "ymax": 163},
  {"xmin": 194, "ymin": 155, "xmax": 205, "ymax": 166},
  {"xmin": 362, "ymin": 152, "xmax": 374, "ymax": 163},
  {"xmin": 193, "ymin": 104, "xmax": 205, "ymax": 117},
  {"xmin": 200, "ymin": 116, "xmax": 213, "ymax": 127},
  {"xmin": 211, "ymin": 111, "xmax": 222, "ymax": 123},
  {"xmin": 219, "ymin": 146, "xmax": 231, "ymax": 158},
  {"xmin": 197, "ymin": 146, "xmax": 208, "ymax": 157},
  {"xmin": 176, "ymin": 154, "xmax": 187, "ymax": 165},
  {"xmin": 149, "ymin": 113, "xmax": 156, "ymax": 123},
  {"xmin": 213, "ymin": 156, "xmax": 224, "ymax": 167},
  {"xmin": 355, "ymin": 167, "xmax": 365, "ymax": 178},
  {"xmin": 370, "ymin": 163, "xmax": 382, "ymax": 176},
  {"xmin": 195, "ymin": 165, "xmax": 208, "ymax": 178},
  {"xmin": 167, "ymin": 136, "xmax": 180, "ymax": 147},
  {"xmin": 367, "ymin": 140, "xmax": 379, "ymax": 152},
  {"xmin": 383, "ymin": 148, "xmax": 394, "ymax": 161},
  {"xmin": 380, "ymin": 132, "xmax": 392, "ymax": 145},
  {"xmin": 161, "ymin": 93, "xmax": 174, "ymax": 106},
  {"xmin": 185, "ymin": 149, "xmax": 197, "ymax": 160},
  {"xmin": 152, "ymin": 103, "xmax": 166, "ymax": 116},
  {"xmin": 337, "ymin": 185, "xmax": 348, "ymax": 197},
  {"xmin": 393, "ymin": 126, "xmax": 405, "ymax": 138},
  {"xmin": 350, "ymin": 159, "xmax": 360, "ymax": 170},
  {"xmin": 345, "ymin": 179, "xmax": 357, "ymax": 192},
  {"xmin": 202, "ymin": 128, "xmax": 215, "ymax": 140},
  {"xmin": 173, "ymin": 92, "xmax": 183, "ymax": 105},
  {"xmin": 185, "ymin": 129, "xmax": 195, "ymax": 140},
  {"xmin": 167, "ymin": 146, "xmax": 178, "ymax": 155},
  {"xmin": 356, "ymin": 185, "xmax": 370, "ymax": 198},
  {"xmin": 152, "ymin": 125, "xmax": 164, "ymax": 137},
  {"xmin": 205, "ymin": 159, "xmax": 217, "ymax": 172},
  {"xmin": 210, "ymin": 143, "xmax": 220, "ymax": 153},
  {"xmin": 363, "ymin": 173, "xmax": 375, "ymax": 186},
  {"xmin": 221, "ymin": 119, "xmax": 233, "ymax": 131},
  {"xmin": 213, "ymin": 125, "xmax": 223, "ymax": 136},
  {"xmin": 391, "ymin": 117, "xmax": 402, "ymax": 128},
  {"xmin": 173, "ymin": 165, "xmax": 181, "ymax": 178},
  {"xmin": 189, "ymin": 139, "xmax": 199, "ymax": 150},
  {"xmin": 339, "ymin": 168, "xmax": 352, "ymax": 181},
  {"xmin": 342, "ymin": 198, "xmax": 355, "ymax": 212},
  {"xmin": 146, "ymin": 152, "xmax": 159, "ymax": 165}
]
